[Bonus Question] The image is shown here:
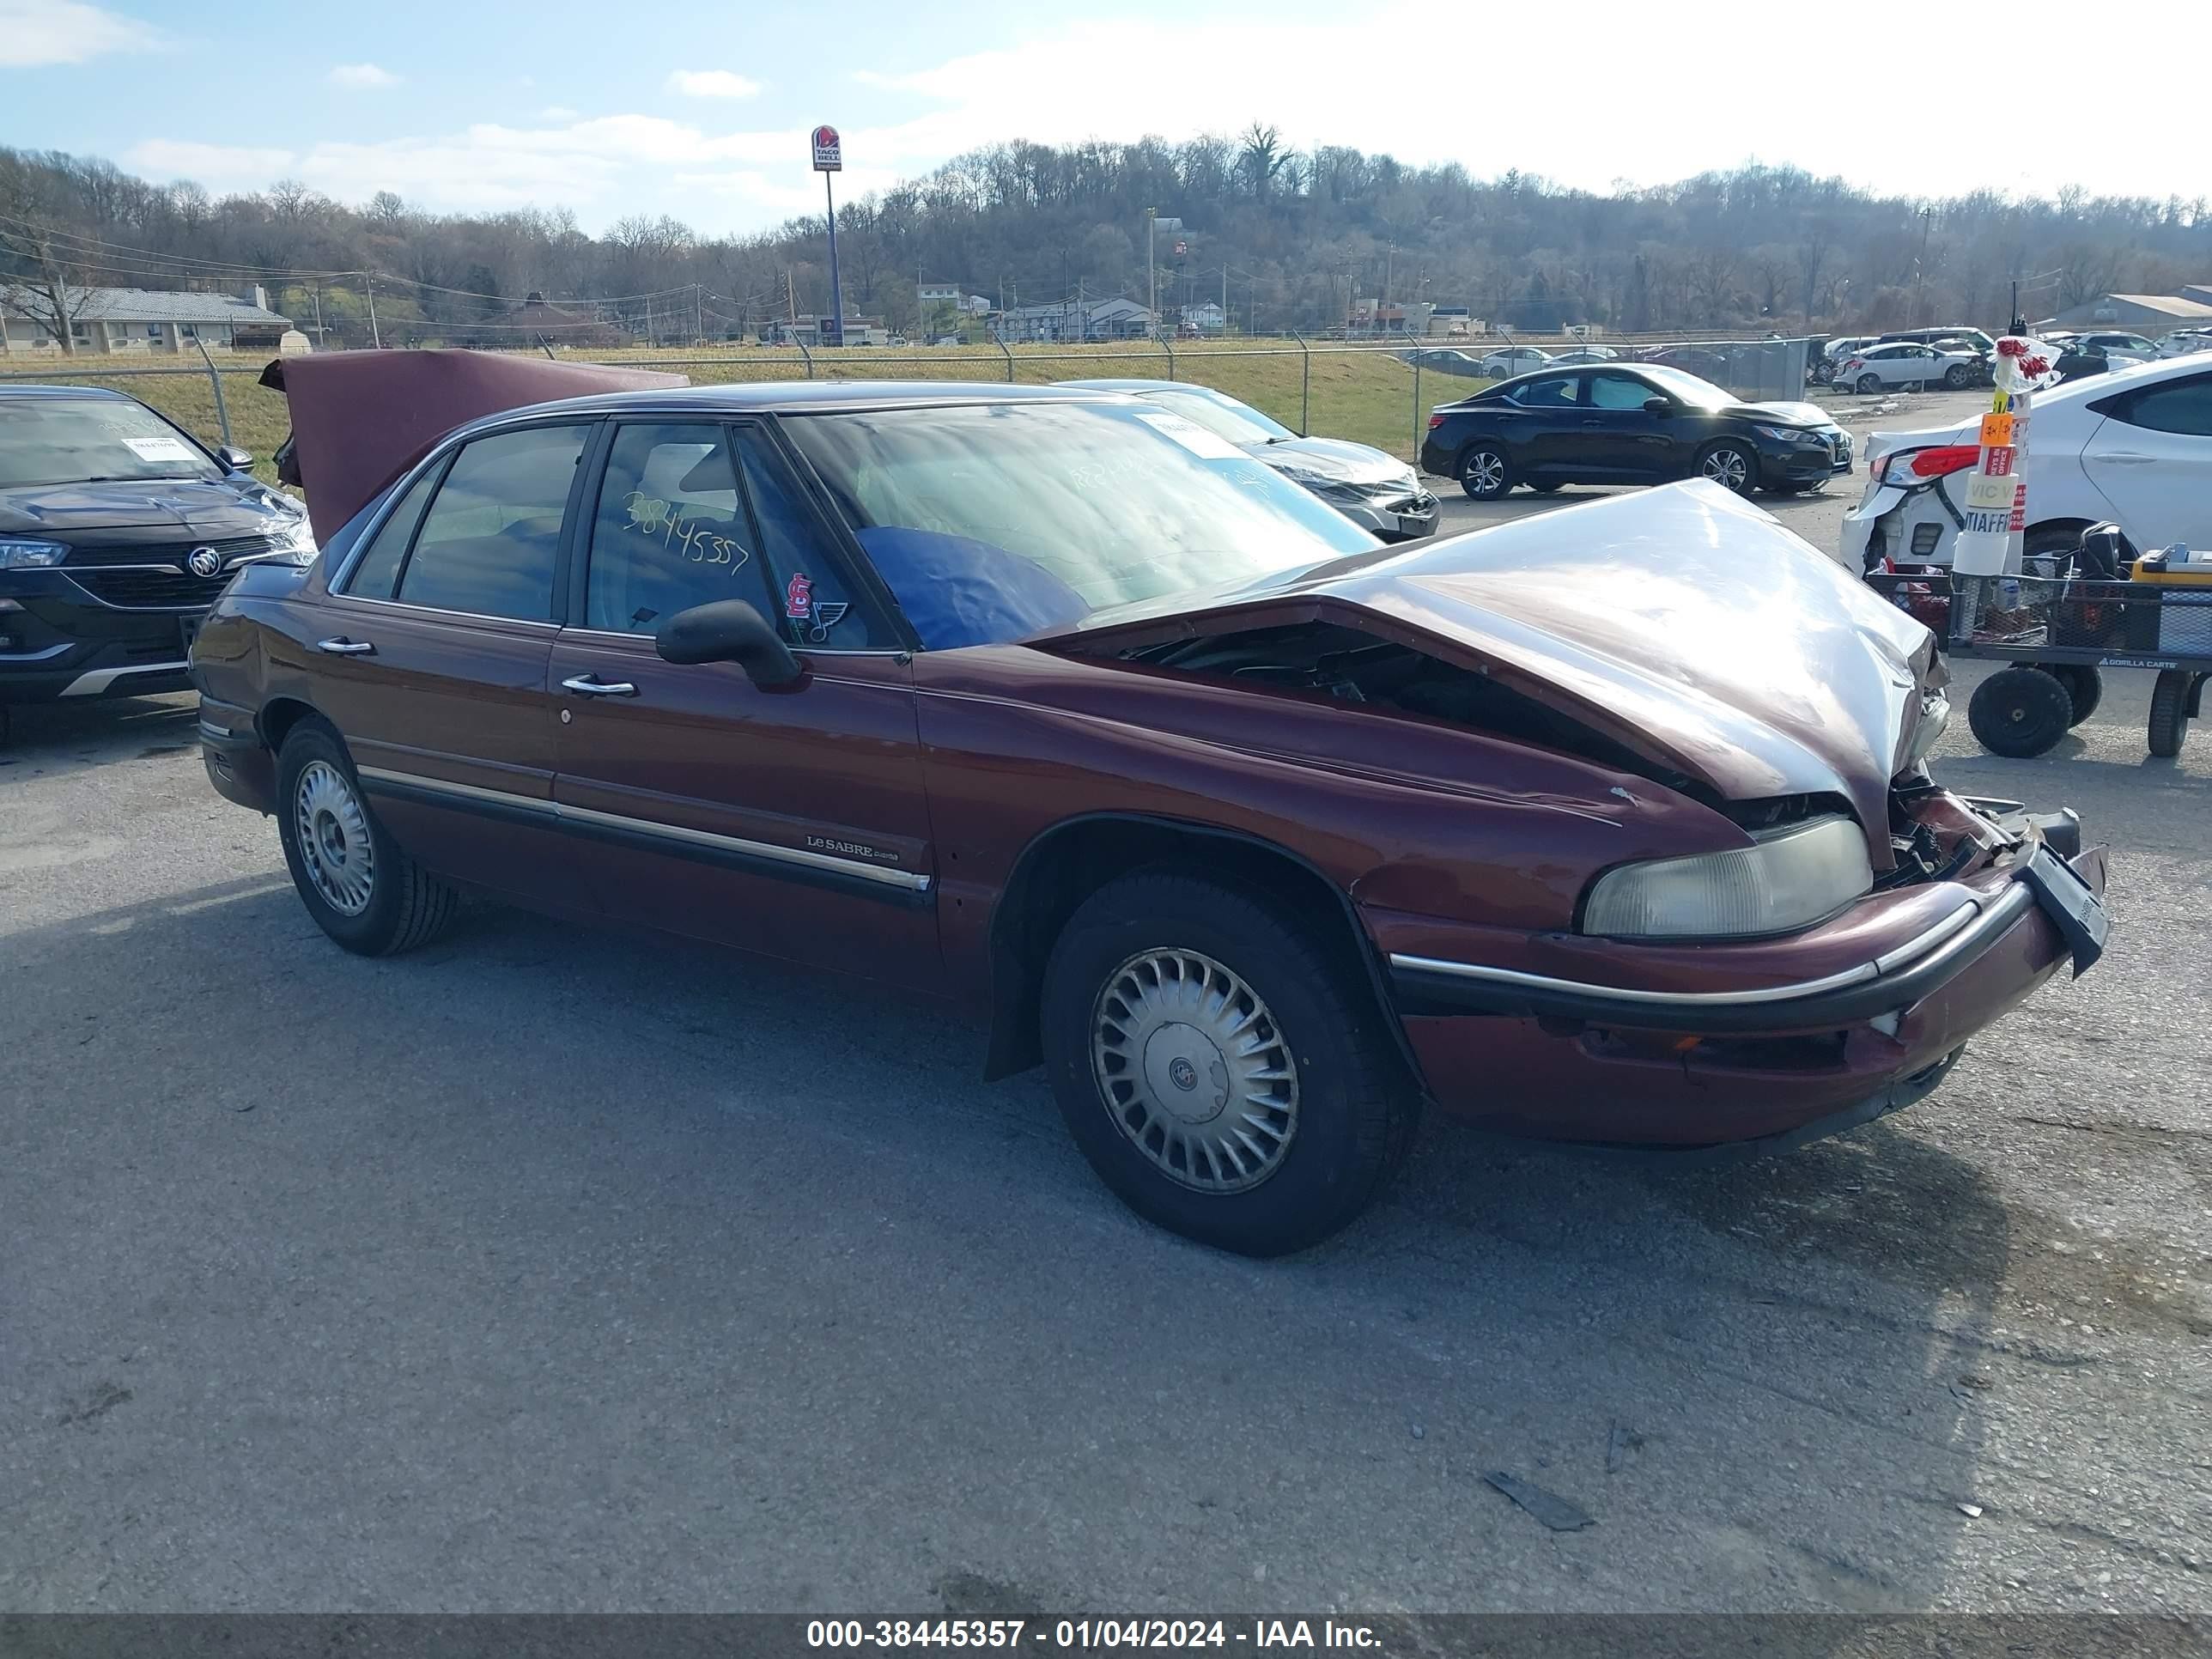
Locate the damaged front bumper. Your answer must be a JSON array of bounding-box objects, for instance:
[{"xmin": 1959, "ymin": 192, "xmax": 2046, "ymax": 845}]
[{"xmin": 1375, "ymin": 797, "xmax": 2108, "ymax": 1152}]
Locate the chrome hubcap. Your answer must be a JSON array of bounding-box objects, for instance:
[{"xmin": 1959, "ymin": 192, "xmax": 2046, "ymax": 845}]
[
  {"xmin": 1091, "ymin": 948, "xmax": 1299, "ymax": 1194},
  {"xmin": 1703, "ymin": 449, "xmax": 1749, "ymax": 490},
  {"xmin": 294, "ymin": 760, "xmax": 374, "ymax": 916},
  {"xmin": 1466, "ymin": 453, "xmax": 1504, "ymax": 492}
]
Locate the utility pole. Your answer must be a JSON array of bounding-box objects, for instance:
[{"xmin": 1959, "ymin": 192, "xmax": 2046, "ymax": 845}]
[
  {"xmin": 645, "ymin": 292, "xmax": 653, "ymax": 346},
  {"xmin": 1146, "ymin": 207, "xmax": 1157, "ymax": 332},
  {"xmin": 694, "ymin": 283, "xmax": 702, "ymax": 344},
  {"xmin": 364, "ymin": 272, "xmax": 381, "ymax": 349},
  {"xmin": 787, "ymin": 268, "xmax": 797, "ymax": 324}
]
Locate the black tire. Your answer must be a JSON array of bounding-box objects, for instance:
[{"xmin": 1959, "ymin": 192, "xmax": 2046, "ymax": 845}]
[
  {"xmin": 276, "ymin": 718, "xmax": 459, "ymax": 956},
  {"xmin": 1764, "ymin": 480, "xmax": 1809, "ymax": 495},
  {"xmin": 1943, "ymin": 363, "xmax": 1970, "ymax": 389},
  {"xmin": 1967, "ymin": 666, "xmax": 2074, "ymax": 758},
  {"xmin": 1459, "ymin": 445, "xmax": 1513, "ymax": 501},
  {"xmin": 1039, "ymin": 870, "xmax": 1418, "ymax": 1257},
  {"xmin": 1529, "ymin": 481, "xmax": 1564, "ymax": 495},
  {"xmin": 1695, "ymin": 440, "xmax": 1759, "ymax": 495},
  {"xmin": 2039, "ymin": 662, "xmax": 2104, "ymax": 726},
  {"xmin": 1856, "ymin": 373, "xmax": 1882, "ymax": 395},
  {"xmin": 2148, "ymin": 669, "xmax": 2191, "ymax": 758}
]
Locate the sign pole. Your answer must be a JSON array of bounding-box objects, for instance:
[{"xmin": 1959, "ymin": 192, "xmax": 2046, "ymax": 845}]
[{"xmin": 811, "ymin": 125, "xmax": 845, "ymax": 348}]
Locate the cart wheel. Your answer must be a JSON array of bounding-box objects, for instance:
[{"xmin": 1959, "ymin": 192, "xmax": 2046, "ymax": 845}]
[
  {"xmin": 2148, "ymin": 670, "xmax": 2192, "ymax": 757},
  {"xmin": 1968, "ymin": 666, "xmax": 2074, "ymax": 758},
  {"xmin": 2191, "ymin": 673, "xmax": 2208, "ymax": 719},
  {"xmin": 2039, "ymin": 662, "xmax": 2104, "ymax": 726}
]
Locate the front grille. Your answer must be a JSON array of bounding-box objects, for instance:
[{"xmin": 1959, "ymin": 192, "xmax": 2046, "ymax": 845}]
[
  {"xmin": 64, "ymin": 568, "xmax": 225, "ymax": 609},
  {"xmin": 62, "ymin": 533, "xmax": 279, "ymax": 569}
]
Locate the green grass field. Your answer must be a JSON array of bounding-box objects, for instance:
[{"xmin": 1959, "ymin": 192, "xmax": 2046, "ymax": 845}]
[{"xmin": 0, "ymin": 339, "xmax": 1488, "ymax": 497}]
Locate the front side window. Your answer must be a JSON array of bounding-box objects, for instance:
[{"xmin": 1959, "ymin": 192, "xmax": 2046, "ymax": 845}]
[
  {"xmin": 0, "ymin": 395, "xmax": 217, "ymax": 488},
  {"xmin": 1589, "ymin": 374, "xmax": 1655, "ymax": 411},
  {"xmin": 584, "ymin": 423, "xmax": 772, "ymax": 634},
  {"xmin": 394, "ymin": 423, "xmax": 590, "ymax": 621},
  {"xmin": 2117, "ymin": 374, "xmax": 2212, "ymax": 437},
  {"xmin": 782, "ymin": 399, "xmax": 1374, "ymax": 651}
]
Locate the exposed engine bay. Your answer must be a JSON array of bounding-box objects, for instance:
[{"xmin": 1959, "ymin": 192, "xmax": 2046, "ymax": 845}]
[{"xmin": 1127, "ymin": 621, "xmax": 1704, "ymax": 795}]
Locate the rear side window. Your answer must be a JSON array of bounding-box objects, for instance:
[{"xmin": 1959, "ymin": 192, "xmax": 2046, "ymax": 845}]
[
  {"xmin": 2113, "ymin": 374, "xmax": 2212, "ymax": 437},
  {"xmin": 1506, "ymin": 376, "xmax": 1579, "ymax": 409},
  {"xmin": 341, "ymin": 465, "xmax": 440, "ymax": 599},
  {"xmin": 396, "ymin": 424, "xmax": 590, "ymax": 621}
]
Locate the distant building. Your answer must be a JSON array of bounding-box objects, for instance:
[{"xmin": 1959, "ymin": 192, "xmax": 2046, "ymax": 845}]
[
  {"xmin": 1180, "ymin": 301, "xmax": 1225, "ymax": 334},
  {"xmin": 761, "ymin": 314, "xmax": 890, "ymax": 347},
  {"xmin": 0, "ymin": 284, "xmax": 290, "ymax": 355},
  {"xmin": 994, "ymin": 296, "xmax": 1156, "ymax": 343},
  {"xmin": 2047, "ymin": 292, "xmax": 2212, "ymax": 331},
  {"xmin": 2181, "ymin": 283, "xmax": 2212, "ymax": 308},
  {"xmin": 455, "ymin": 292, "xmax": 629, "ymax": 349}
]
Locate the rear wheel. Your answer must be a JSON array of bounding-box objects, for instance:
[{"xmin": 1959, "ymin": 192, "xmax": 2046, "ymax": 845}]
[
  {"xmin": 1856, "ymin": 373, "xmax": 1882, "ymax": 395},
  {"xmin": 1967, "ymin": 666, "xmax": 2074, "ymax": 758},
  {"xmin": 1040, "ymin": 871, "xmax": 1417, "ymax": 1257},
  {"xmin": 2039, "ymin": 662, "xmax": 2104, "ymax": 726},
  {"xmin": 2149, "ymin": 670, "xmax": 2192, "ymax": 757},
  {"xmin": 276, "ymin": 719, "xmax": 459, "ymax": 955},
  {"xmin": 1459, "ymin": 446, "xmax": 1512, "ymax": 501}
]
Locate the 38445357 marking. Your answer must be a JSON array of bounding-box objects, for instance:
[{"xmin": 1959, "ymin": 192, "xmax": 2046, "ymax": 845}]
[{"xmin": 806, "ymin": 1620, "xmax": 1380, "ymax": 1649}]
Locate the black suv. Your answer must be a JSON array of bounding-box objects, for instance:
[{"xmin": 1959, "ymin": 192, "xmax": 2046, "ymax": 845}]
[
  {"xmin": 0, "ymin": 386, "xmax": 315, "ymax": 706},
  {"xmin": 1420, "ymin": 362, "xmax": 1852, "ymax": 501}
]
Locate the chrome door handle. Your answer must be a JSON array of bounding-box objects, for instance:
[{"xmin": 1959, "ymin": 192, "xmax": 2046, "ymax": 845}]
[
  {"xmin": 314, "ymin": 637, "xmax": 375, "ymax": 655},
  {"xmin": 2092, "ymin": 452, "xmax": 2154, "ymax": 464},
  {"xmin": 560, "ymin": 674, "xmax": 639, "ymax": 697}
]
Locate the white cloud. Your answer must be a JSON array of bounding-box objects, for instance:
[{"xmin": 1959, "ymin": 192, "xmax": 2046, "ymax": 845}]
[
  {"xmin": 123, "ymin": 139, "xmax": 296, "ymax": 187},
  {"xmin": 0, "ymin": 0, "xmax": 152, "ymax": 67},
  {"xmin": 666, "ymin": 69, "xmax": 760, "ymax": 100},
  {"xmin": 538, "ymin": 105, "xmax": 580, "ymax": 121},
  {"xmin": 328, "ymin": 62, "xmax": 398, "ymax": 88}
]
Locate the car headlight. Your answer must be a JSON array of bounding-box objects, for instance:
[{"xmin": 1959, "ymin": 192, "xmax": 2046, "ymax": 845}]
[
  {"xmin": 1753, "ymin": 424, "xmax": 1817, "ymax": 445},
  {"xmin": 1905, "ymin": 692, "xmax": 1950, "ymax": 770},
  {"xmin": 0, "ymin": 537, "xmax": 68, "ymax": 569},
  {"xmin": 1580, "ymin": 814, "xmax": 1872, "ymax": 939},
  {"xmin": 266, "ymin": 519, "xmax": 319, "ymax": 564}
]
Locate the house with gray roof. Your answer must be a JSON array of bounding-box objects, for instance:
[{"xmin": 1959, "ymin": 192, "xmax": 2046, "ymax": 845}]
[{"xmin": 0, "ymin": 284, "xmax": 293, "ymax": 356}]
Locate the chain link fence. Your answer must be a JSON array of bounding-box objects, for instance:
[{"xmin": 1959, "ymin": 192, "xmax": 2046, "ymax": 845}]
[{"xmin": 0, "ymin": 334, "xmax": 1821, "ymax": 489}]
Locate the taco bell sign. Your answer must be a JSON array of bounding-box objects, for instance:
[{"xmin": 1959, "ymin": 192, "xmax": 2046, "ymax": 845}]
[{"xmin": 811, "ymin": 125, "xmax": 842, "ymax": 173}]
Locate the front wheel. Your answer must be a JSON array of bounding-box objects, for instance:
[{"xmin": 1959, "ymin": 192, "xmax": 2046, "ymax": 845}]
[
  {"xmin": 1967, "ymin": 666, "xmax": 2073, "ymax": 758},
  {"xmin": 1039, "ymin": 872, "xmax": 1417, "ymax": 1256},
  {"xmin": 1459, "ymin": 446, "xmax": 1512, "ymax": 501},
  {"xmin": 1697, "ymin": 441, "xmax": 1759, "ymax": 495},
  {"xmin": 2039, "ymin": 662, "xmax": 2104, "ymax": 726},
  {"xmin": 1944, "ymin": 363, "xmax": 1971, "ymax": 389},
  {"xmin": 276, "ymin": 719, "xmax": 459, "ymax": 955}
]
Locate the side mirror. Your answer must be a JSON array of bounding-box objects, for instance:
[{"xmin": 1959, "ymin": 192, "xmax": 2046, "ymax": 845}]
[
  {"xmin": 1643, "ymin": 398, "xmax": 1673, "ymax": 416},
  {"xmin": 655, "ymin": 599, "xmax": 804, "ymax": 688},
  {"xmin": 216, "ymin": 444, "xmax": 253, "ymax": 471}
]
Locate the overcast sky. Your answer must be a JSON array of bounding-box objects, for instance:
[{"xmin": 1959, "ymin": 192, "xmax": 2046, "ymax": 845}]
[{"xmin": 3, "ymin": 0, "xmax": 2202, "ymax": 234}]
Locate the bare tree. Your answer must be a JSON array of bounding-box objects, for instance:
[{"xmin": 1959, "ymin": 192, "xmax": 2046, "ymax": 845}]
[
  {"xmin": 1796, "ymin": 222, "xmax": 1833, "ymax": 325},
  {"xmin": 0, "ymin": 155, "xmax": 98, "ymax": 353}
]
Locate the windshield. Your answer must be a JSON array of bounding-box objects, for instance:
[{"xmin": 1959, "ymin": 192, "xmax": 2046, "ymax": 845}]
[
  {"xmin": 1145, "ymin": 388, "xmax": 1295, "ymax": 447},
  {"xmin": 784, "ymin": 399, "xmax": 1375, "ymax": 649},
  {"xmin": 0, "ymin": 397, "xmax": 218, "ymax": 489},
  {"xmin": 1639, "ymin": 366, "xmax": 1735, "ymax": 410}
]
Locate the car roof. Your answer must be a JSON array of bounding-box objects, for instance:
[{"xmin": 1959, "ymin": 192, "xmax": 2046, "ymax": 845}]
[
  {"xmin": 0, "ymin": 384, "xmax": 131, "ymax": 401},
  {"xmin": 1053, "ymin": 378, "xmax": 1217, "ymax": 395},
  {"xmin": 447, "ymin": 379, "xmax": 1127, "ymax": 434}
]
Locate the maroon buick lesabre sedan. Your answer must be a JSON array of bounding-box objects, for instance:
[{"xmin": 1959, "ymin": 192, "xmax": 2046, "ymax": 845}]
[{"xmin": 190, "ymin": 363, "xmax": 2107, "ymax": 1255}]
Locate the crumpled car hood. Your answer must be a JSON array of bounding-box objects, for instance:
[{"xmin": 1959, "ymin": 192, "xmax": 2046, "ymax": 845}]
[
  {"xmin": 0, "ymin": 477, "xmax": 284, "ymax": 538},
  {"xmin": 1039, "ymin": 482, "xmax": 1940, "ymax": 861},
  {"xmin": 1253, "ymin": 436, "xmax": 1412, "ymax": 485}
]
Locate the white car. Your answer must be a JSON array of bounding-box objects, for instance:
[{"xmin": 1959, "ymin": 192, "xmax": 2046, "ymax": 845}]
[
  {"xmin": 1841, "ymin": 354, "xmax": 2212, "ymax": 571},
  {"xmin": 2072, "ymin": 331, "xmax": 2159, "ymax": 365},
  {"xmin": 2154, "ymin": 328, "xmax": 2212, "ymax": 358},
  {"xmin": 1477, "ymin": 345, "xmax": 1554, "ymax": 378},
  {"xmin": 1832, "ymin": 341, "xmax": 1982, "ymax": 394}
]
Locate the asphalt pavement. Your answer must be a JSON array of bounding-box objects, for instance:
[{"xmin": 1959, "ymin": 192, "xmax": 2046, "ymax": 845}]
[{"xmin": 3, "ymin": 441, "xmax": 2208, "ymax": 1616}]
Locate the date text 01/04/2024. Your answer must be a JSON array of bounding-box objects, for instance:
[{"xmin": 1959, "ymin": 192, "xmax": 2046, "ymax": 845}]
[{"xmin": 805, "ymin": 1620, "xmax": 1382, "ymax": 1650}]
